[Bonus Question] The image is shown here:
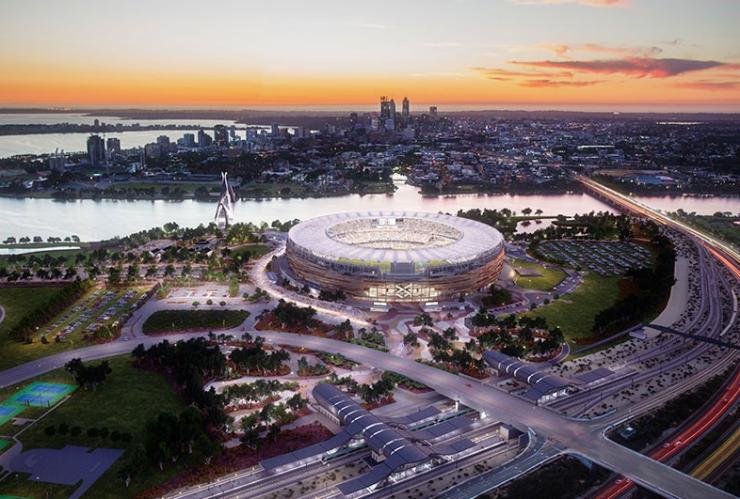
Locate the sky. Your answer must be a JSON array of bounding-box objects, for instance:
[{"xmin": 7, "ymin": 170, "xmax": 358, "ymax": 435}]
[{"xmin": 1, "ymin": 0, "xmax": 739, "ymax": 111}]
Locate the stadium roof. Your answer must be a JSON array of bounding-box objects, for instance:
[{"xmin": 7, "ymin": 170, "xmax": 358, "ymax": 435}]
[{"xmin": 288, "ymin": 211, "xmax": 503, "ymax": 265}]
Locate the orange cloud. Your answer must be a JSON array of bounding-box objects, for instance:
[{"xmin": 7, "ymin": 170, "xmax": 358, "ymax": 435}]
[
  {"xmin": 472, "ymin": 67, "xmax": 574, "ymax": 80},
  {"xmin": 520, "ymin": 79, "xmax": 603, "ymax": 87},
  {"xmin": 673, "ymin": 80, "xmax": 740, "ymax": 91}
]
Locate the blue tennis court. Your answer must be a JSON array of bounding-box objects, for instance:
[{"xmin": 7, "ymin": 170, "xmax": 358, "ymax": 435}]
[
  {"xmin": 0, "ymin": 404, "xmax": 24, "ymax": 425},
  {"xmin": 5, "ymin": 382, "xmax": 76, "ymax": 408}
]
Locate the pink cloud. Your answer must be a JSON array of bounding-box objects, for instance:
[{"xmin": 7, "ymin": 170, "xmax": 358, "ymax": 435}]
[
  {"xmin": 541, "ymin": 43, "xmax": 662, "ymax": 58},
  {"xmin": 519, "ymin": 79, "xmax": 603, "ymax": 87},
  {"xmin": 510, "ymin": 57, "xmax": 729, "ymax": 78},
  {"xmin": 472, "ymin": 67, "xmax": 574, "ymax": 80}
]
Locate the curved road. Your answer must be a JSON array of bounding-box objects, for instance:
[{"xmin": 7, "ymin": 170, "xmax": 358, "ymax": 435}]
[{"xmin": 0, "ymin": 327, "xmax": 732, "ymax": 499}]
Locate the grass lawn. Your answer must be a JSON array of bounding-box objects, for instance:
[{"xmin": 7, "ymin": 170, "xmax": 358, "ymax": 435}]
[
  {"xmin": 142, "ymin": 309, "xmax": 250, "ymax": 334},
  {"xmin": 0, "ymin": 286, "xmax": 74, "ymax": 372},
  {"xmin": 0, "ymin": 477, "xmax": 76, "ymax": 499},
  {"xmin": 511, "ymin": 258, "xmax": 567, "ymax": 291},
  {"xmin": 231, "ymin": 243, "xmax": 272, "ymax": 259},
  {"xmin": 0, "ymin": 355, "xmax": 187, "ymax": 499},
  {"xmin": 522, "ymin": 273, "xmax": 621, "ymax": 344}
]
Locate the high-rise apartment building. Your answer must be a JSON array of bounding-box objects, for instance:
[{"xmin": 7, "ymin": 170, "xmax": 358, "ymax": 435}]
[
  {"xmin": 87, "ymin": 135, "xmax": 105, "ymax": 167},
  {"xmin": 213, "ymin": 125, "xmax": 229, "ymax": 146},
  {"xmin": 106, "ymin": 137, "xmax": 121, "ymax": 154}
]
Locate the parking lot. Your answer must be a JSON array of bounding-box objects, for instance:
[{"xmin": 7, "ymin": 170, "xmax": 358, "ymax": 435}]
[
  {"xmin": 45, "ymin": 286, "xmax": 149, "ymax": 340},
  {"xmin": 536, "ymin": 240, "xmax": 652, "ymax": 276}
]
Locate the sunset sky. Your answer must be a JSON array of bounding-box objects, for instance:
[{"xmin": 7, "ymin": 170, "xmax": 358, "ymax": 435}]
[{"xmin": 1, "ymin": 0, "xmax": 739, "ymax": 111}]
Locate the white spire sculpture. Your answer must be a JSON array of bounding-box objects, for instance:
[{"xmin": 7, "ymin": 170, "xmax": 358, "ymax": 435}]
[{"xmin": 214, "ymin": 172, "xmax": 237, "ymax": 228}]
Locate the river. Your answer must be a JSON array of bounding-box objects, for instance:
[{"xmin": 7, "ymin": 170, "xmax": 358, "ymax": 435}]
[
  {"xmin": 0, "ymin": 179, "xmax": 737, "ymax": 242},
  {"xmin": 0, "ymin": 113, "xmax": 273, "ymax": 157}
]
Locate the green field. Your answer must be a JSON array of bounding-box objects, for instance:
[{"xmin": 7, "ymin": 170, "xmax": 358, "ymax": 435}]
[
  {"xmin": 0, "ymin": 356, "xmax": 187, "ymax": 499},
  {"xmin": 142, "ymin": 309, "xmax": 250, "ymax": 334},
  {"xmin": 522, "ymin": 274, "xmax": 621, "ymax": 343},
  {"xmin": 0, "ymin": 287, "xmax": 73, "ymax": 371},
  {"xmin": 231, "ymin": 243, "xmax": 272, "ymax": 259},
  {"xmin": 511, "ymin": 258, "xmax": 567, "ymax": 291}
]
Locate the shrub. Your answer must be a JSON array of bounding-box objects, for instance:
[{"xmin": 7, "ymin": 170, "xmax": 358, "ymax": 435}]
[
  {"xmin": 70, "ymin": 426, "xmax": 82, "ymax": 436},
  {"xmin": 45, "ymin": 425, "xmax": 57, "ymax": 436},
  {"xmin": 58, "ymin": 423, "xmax": 69, "ymax": 435},
  {"xmin": 87, "ymin": 427, "xmax": 99, "ymax": 438},
  {"xmin": 99, "ymin": 427, "xmax": 110, "ymax": 439}
]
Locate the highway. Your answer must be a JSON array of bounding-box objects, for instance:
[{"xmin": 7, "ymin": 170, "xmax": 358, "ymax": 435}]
[
  {"xmin": 0, "ymin": 325, "xmax": 732, "ymax": 499},
  {"xmin": 577, "ymin": 176, "xmax": 739, "ymax": 499},
  {"xmin": 691, "ymin": 425, "xmax": 740, "ymax": 481},
  {"xmin": 595, "ymin": 366, "xmax": 740, "ymax": 499}
]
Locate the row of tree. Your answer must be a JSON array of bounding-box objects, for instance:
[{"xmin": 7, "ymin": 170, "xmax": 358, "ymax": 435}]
[
  {"xmin": 593, "ymin": 230, "xmax": 676, "ymax": 337},
  {"xmin": 230, "ymin": 337, "xmax": 290, "ymax": 375},
  {"xmin": 9, "ymin": 279, "xmax": 92, "ymax": 342}
]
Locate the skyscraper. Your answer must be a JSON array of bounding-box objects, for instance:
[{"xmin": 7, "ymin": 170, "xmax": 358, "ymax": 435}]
[
  {"xmin": 106, "ymin": 137, "xmax": 121, "ymax": 154},
  {"xmin": 213, "ymin": 125, "xmax": 229, "ymax": 146},
  {"xmin": 380, "ymin": 96, "xmax": 396, "ymax": 130},
  {"xmin": 429, "ymin": 106, "xmax": 438, "ymax": 119},
  {"xmin": 87, "ymin": 135, "xmax": 105, "ymax": 167},
  {"xmin": 380, "ymin": 96, "xmax": 391, "ymax": 120},
  {"xmin": 198, "ymin": 129, "xmax": 213, "ymax": 148},
  {"xmin": 402, "ymin": 97, "xmax": 410, "ymax": 121},
  {"xmin": 181, "ymin": 133, "xmax": 196, "ymax": 147}
]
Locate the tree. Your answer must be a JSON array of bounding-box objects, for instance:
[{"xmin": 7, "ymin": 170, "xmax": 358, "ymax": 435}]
[
  {"xmin": 64, "ymin": 358, "xmax": 112, "ymax": 390},
  {"xmin": 413, "ymin": 313, "xmax": 433, "ymax": 327},
  {"xmin": 107, "ymin": 266, "xmax": 122, "ymax": 286},
  {"xmin": 442, "ymin": 327, "xmax": 458, "ymax": 341},
  {"xmin": 287, "ymin": 393, "xmax": 306, "ymax": 412},
  {"xmin": 193, "ymin": 432, "xmax": 220, "ymax": 465},
  {"xmin": 402, "ymin": 333, "xmax": 420, "ymax": 348},
  {"xmin": 241, "ymin": 429, "xmax": 261, "ymax": 449},
  {"xmin": 127, "ymin": 263, "xmax": 139, "ymax": 282},
  {"xmin": 267, "ymin": 423, "xmax": 281, "ymax": 442}
]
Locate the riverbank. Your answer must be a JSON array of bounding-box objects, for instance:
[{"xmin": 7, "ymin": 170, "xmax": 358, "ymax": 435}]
[
  {"xmin": 0, "ymin": 180, "xmax": 396, "ymax": 202},
  {"xmin": 0, "ymin": 182, "xmax": 736, "ymax": 243}
]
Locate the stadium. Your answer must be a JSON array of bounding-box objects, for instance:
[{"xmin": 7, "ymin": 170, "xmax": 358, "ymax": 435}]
[{"xmin": 285, "ymin": 211, "xmax": 505, "ymax": 303}]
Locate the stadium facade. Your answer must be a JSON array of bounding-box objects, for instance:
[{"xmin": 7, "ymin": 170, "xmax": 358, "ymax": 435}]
[{"xmin": 285, "ymin": 211, "xmax": 505, "ymax": 303}]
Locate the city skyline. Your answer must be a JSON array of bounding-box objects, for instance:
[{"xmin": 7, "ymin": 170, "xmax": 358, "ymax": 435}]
[{"xmin": 1, "ymin": 0, "xmax": 739, "ymax": 111}]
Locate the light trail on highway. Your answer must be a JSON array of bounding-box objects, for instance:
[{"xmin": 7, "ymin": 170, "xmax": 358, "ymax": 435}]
[
  {"xmin": 691, "ymin": 425, "xmax": 740, "ymax": 481},
  {"xmin": 579, "ymin": 176, "xmax": 740, "ymax": 499},
  {"xmin": 595, "ymin": 367, "xmax": 740, "ymax": 499}
]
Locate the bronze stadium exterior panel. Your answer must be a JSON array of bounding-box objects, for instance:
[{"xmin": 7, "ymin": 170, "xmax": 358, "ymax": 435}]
[{"xmin": 285, "ymin": 211, "xmax": 505, "ymax": 303}]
